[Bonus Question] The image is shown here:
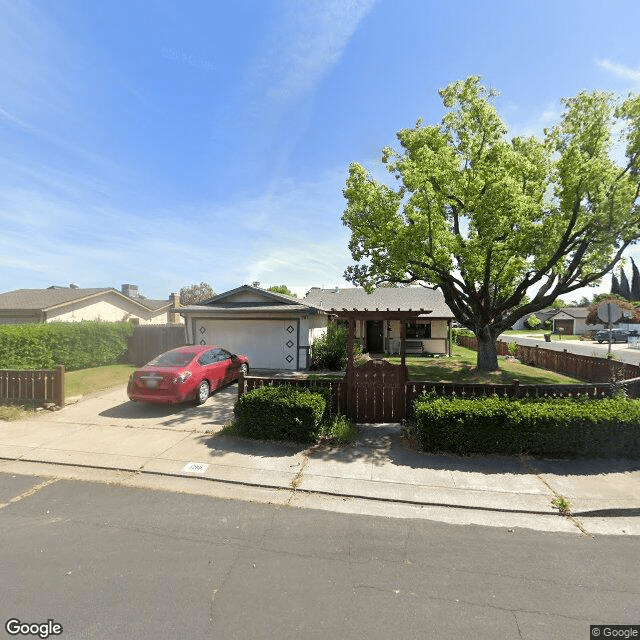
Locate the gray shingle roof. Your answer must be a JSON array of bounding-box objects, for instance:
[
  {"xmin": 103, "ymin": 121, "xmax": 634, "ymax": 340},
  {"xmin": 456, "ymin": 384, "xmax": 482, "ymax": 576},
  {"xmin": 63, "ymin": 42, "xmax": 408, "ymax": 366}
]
[
  {"xmin": 302, "ymin": 286, "xmax": 454, "ymax": 318},
  {"xmin": 0, "ymin": 288, "xmax": 169, "ymax": 312}
]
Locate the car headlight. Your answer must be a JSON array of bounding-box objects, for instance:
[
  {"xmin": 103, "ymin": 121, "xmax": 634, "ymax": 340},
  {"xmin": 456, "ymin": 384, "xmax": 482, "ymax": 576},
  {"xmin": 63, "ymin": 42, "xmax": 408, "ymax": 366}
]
[{"xmin": 174, "ymin": 371, "xmax": 192, "ymax": 384}]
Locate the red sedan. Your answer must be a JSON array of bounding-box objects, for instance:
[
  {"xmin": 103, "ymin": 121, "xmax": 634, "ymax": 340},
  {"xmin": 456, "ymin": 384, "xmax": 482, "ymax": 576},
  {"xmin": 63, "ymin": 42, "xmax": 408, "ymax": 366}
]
[{"xmin": 127, "ymin": 345, "xmax": 249, "ymax": 405}]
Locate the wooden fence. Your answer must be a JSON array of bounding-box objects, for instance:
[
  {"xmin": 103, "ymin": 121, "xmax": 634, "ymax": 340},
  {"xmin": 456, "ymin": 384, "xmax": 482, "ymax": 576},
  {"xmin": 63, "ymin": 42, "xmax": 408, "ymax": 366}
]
[
  {"xmin": 240, "ymin": 374, "xmax": 347, "ymax": 417},
  {"xmin": 456, "ymin": 335, "xmax": 640, "ymax": 383},
  {"xmin": 0, "ymin": 365, "xmax": 65, "ymax": 407},
  {"xmin": 238, "ymin": 372, "xmax": 622, "ymax": 423},
  {"xmin": 126, "ymin": 324, "xmax": 188, "ymax": 366}
]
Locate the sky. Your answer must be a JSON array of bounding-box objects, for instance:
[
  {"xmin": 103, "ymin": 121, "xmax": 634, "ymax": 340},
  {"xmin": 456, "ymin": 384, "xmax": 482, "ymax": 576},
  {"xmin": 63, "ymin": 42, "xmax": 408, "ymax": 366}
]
[{"xmin": 1, "ymin": 0, "xmax": 640, "ymax": 301}]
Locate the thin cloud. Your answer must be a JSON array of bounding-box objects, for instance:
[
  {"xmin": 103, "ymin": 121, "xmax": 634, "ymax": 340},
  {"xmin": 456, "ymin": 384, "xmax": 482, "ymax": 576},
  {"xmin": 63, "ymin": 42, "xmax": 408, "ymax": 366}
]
[
  {"xmin": 249, "ymin": 0, "xmax": 376, "ymax": 114},
  {"xmin": 597, "ymin": 58, "xmax": 640, "ymax": 87}
]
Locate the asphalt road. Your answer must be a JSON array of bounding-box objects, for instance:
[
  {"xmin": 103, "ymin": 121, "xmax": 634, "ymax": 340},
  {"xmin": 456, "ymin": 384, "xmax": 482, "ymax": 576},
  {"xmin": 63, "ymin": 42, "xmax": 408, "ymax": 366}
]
[{"xmin": 1, "ymin": 473, "xmax": 639, "ymax": 639}]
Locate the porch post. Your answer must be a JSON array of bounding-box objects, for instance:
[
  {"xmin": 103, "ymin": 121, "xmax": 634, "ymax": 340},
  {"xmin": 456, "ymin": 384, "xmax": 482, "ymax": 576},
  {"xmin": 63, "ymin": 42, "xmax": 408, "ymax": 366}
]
[{"xmin": 346, "ymin": 317, "xmax": 356, "ymax": 418}]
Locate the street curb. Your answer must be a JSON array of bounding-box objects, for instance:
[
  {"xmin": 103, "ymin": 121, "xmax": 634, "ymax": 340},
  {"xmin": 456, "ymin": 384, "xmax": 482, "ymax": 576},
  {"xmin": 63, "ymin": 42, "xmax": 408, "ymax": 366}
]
[{"xmin": 0, "ymin": 455, "xmax": 564, "ymax": 517}]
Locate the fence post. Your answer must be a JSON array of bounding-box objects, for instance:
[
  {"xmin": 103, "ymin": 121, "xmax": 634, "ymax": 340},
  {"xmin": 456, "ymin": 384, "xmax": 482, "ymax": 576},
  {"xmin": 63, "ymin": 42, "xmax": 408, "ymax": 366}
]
[
  {"xmin": 237, "ymin": 371, "xmax": 245, "ymax": 402},
  {"xmin": 54, "ymin": 364, "xmax": 65, "ymax": 407},
  {"xmin": 512, "ymin": 378, "xmax": 520, "ymax": 398}
]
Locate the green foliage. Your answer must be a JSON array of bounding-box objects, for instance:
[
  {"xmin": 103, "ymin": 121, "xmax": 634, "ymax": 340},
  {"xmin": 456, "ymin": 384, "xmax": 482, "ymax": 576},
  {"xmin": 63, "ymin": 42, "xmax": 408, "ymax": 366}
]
[
  {"xmin": 268, "ymin": 285, "xmax": 297, "ymax": 298},
  {"xmin": 506, "ymin": 342, "xmax": 518, "ymax": 357},
  {"xmin": 179, "ymin": 282, "xmax": 215, "ymax": 305},
  {"xmin": 0, "ymin": 322, "xmax": 134, "ymax": 371},
  {"xmin": 311, "ymin": 323, "xmax": 360, "ymax": 370},
  {"xmin": 409, "ymin": 396, "xmax": 640, "ymax": 458},
  {"xmin": 233, "ymin": 385, "xmax": 327, "ymax": 443},
  {"xmin": 525, "ymin": 314, "xmax": 541, "ymax": 329},
  {"xmin": 320, "ymin": 414, "xmax": 358, "ymax": 444},
  {"xmin": 342, "ymin": 75, "xmax": 640, "ymax": 371}
]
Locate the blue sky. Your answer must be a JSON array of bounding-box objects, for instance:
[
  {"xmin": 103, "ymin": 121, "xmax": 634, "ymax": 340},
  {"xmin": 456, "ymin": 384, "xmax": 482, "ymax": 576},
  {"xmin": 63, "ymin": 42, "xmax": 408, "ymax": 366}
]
[{"xmin": 1, "ymin": 0, "xmax": 640, "ymax": 301}]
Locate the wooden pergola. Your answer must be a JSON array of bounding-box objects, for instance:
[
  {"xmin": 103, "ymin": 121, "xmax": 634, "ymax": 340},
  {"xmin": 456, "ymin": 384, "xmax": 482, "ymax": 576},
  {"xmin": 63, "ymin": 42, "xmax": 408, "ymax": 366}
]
[{"xmin": 329, "ymin": 308, "xmax": 432, "ymax": 421}]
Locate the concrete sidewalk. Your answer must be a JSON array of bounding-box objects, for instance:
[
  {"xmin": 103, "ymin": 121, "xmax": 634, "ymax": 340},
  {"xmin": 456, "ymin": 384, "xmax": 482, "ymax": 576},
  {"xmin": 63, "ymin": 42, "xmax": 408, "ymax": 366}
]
[{"xmin": 1, "ymin": 385, "xmax": 639, "ymax": 536}]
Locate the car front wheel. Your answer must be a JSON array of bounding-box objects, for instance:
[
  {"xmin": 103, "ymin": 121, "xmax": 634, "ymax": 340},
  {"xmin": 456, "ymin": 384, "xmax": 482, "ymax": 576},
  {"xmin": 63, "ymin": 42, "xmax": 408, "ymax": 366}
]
[
  {"xmin": 239, "ymin": 363, "xmax": 249, "ymax": 376},
  {"xmin": 195, "ymin": 380, "xmax": 210, "ymax": 405}
]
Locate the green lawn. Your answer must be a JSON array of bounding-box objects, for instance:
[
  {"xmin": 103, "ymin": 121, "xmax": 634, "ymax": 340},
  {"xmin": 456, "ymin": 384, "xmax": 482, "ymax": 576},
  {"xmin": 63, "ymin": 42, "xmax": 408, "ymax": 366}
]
[
  {"xmin": 500, "ymin": 330, "xmax": 582, "ymax": 340},
  {"xmin": 1, "ymin": 365, "xmax": 135, "ymax": 421},
  {"xmin": 65, "ymin": 364, "xmax": 137, "ymax": 398},
  {"xmin": 387, "ymin": 345, "xmax": 581, "ymax": 384}
]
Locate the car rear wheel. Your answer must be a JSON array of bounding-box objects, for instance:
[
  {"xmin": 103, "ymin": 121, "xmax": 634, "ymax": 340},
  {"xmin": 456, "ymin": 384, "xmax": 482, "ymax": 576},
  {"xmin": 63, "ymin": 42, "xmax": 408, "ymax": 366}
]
[
  {"xmin": 239, "ymin": 363, "xmax": 249, "ymax": 376},
  {"xmin": 195, "ymin": 380, "xmax": 210, "ymax": 405}
]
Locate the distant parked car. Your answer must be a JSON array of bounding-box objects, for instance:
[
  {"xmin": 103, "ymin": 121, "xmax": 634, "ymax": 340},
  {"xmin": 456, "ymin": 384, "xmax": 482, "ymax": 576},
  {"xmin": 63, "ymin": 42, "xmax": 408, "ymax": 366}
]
[
  {"xmin": 127, "ymin": 345, "xmax": 249, "ymax": 405},
  {"xmin": 595, "ymin": 329, "xmax": 631, "ymax": 343}
]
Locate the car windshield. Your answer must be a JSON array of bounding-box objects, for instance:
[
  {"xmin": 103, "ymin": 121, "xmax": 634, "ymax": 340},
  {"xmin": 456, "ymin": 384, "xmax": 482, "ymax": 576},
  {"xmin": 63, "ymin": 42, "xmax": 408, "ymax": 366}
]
[{"xmin": 146, "ymin": 351, "xmax": 195, "ymax": 367}]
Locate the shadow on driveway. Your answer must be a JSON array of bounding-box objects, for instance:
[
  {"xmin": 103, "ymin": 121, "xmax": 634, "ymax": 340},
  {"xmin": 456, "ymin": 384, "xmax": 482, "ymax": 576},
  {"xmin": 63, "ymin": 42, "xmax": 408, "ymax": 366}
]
[{"xmin": 98, "ymin": 384, "xmax": 237, "ymax": 429}]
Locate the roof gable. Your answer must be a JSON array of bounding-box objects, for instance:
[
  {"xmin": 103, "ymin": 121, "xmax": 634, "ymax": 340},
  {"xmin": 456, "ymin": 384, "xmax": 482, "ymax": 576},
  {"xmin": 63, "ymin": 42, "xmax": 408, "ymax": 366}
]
[{"xmin": 203, "ymin": 285, "xmax": 301, "ymax": 308}]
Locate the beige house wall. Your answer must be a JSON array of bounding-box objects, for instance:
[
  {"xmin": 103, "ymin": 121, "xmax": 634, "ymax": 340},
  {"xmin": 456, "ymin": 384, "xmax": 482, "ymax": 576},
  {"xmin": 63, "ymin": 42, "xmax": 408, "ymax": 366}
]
[
  {"xmin": 48, "ymin": 294, "xmax": 174, "ymax": 325},
  {"xmin": 347, "ymin": 318, "xmax": 450, "ymax": 355}
]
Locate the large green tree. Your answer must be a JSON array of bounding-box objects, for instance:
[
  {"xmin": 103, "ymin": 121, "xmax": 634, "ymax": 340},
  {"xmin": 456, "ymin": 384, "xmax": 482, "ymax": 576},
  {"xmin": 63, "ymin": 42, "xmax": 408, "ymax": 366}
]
[{"xmin": 342, "ymin": 76, "xmax": 640, "ymax": 371}]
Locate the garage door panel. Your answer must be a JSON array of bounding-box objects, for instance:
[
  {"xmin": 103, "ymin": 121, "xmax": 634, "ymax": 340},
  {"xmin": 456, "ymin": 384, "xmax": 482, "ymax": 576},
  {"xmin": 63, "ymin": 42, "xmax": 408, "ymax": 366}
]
[{"xmin": 195, "ymin": 319, "xmax": 297, "ymax": 370}]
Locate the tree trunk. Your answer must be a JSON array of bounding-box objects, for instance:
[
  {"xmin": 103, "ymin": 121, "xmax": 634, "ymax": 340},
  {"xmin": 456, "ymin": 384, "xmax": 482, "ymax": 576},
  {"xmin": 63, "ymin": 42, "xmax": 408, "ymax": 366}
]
[{"xmin": 476, "ymin": 329, "xmax": 499, "ymax": 372}]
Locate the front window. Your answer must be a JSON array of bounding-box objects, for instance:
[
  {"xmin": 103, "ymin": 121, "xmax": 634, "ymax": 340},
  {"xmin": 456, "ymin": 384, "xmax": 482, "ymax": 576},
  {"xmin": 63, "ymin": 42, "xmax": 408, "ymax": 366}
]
[{"xmin": 406, "ymin": 322, "xmax": 431, "ymax": 339}]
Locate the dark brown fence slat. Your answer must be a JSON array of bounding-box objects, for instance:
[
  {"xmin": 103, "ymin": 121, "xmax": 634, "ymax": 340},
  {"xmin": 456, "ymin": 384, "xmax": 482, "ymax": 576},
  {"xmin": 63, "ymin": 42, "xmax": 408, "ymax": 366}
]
[
  {"xmin": 127, "ymin": 324, "xmax": 188, "ymax": 366},
  {"xmin": 0, "ymin": 365, "xmax": 65, "ymax": 407}
]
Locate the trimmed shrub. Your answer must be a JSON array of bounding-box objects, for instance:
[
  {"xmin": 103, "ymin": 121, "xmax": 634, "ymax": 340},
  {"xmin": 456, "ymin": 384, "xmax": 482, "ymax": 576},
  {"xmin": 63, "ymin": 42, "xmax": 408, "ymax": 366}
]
[
  {"xmin": 233, "ymin": 385, "xmax": 327, "ymax": 443},
  {"xmin": 409, "ymin": 396, "xmax": 640, "ymax": 458},
  {"xmin": 311, "ymin": 323, "xmax": 360, "ymax": 370},
  {"xmin": 0, "ymin": 321, "xmax": 134, "ymax": 371}
]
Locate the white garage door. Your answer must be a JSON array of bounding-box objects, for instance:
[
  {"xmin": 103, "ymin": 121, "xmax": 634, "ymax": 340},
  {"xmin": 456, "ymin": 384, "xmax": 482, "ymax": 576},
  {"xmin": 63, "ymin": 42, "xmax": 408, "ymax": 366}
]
[{"xmin": 195, "ymin": 319, "xmax": 298, "ymax": 370}]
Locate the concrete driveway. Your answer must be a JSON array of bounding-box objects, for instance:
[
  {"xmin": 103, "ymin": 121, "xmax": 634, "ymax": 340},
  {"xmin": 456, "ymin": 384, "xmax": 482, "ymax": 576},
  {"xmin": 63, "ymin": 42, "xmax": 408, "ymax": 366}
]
[{"xmin": 41, "ymin": 382, "xmax": 239, "ymax": 433}]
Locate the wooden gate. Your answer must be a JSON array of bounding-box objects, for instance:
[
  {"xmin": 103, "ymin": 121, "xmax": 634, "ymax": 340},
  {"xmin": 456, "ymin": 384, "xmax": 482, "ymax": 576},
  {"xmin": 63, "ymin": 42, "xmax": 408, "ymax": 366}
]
[{"xmin": 347, "ymin": 359, "xmax": 407, "ymax": 422}]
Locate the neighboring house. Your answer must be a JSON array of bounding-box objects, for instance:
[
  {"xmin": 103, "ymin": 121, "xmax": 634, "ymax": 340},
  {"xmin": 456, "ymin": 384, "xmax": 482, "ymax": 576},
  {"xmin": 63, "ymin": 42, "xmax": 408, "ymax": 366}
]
[
  {"xmin": 0, "ymin": 284, "xmax": 181, "ymax": 325},
  {"xmin": 549, "ymin": 307, "xmax": 604, "ymax": 335},
  {"xmin": 302, "ymin": 286, "xmax": 455, "ymax": 356},
  {"xmin": 511, "ymin": 308, "xmax": 558, "ymax": 331},
  {"xmin": 179, "ymin": 285, "xmax": 327, "ymax": 371}
]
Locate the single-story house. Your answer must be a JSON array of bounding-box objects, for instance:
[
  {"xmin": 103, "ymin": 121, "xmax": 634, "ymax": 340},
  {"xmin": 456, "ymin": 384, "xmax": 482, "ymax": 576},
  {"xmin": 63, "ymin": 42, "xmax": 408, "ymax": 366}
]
[
  {"xmin": 179, "ymin": 285, "xmax": 327, "ymax": 370},
  {"xmin": 302, "ymin": 286, "xmax": 455, "ymax": 356},
  {"xmin": 549, "ymin": 307, "xmax": 604, "ymax": 335},
  {"xmin": 0, "ymin": 284, "xmax": 181, "ymax": 325}
]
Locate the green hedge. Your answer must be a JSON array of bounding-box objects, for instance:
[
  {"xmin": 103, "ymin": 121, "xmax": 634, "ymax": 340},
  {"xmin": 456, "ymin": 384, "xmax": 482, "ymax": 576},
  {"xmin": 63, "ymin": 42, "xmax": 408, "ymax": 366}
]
[
  {"xmin": 409, "ymin": 396, "xmax": 640, "ymax": 458},
  {"xmin": 0, "ymin": 321, "xmax": 134, "ymax": 371},
  {"xmin": 233, "ymin": 385, "xmax": 327, "ymax": 443}
]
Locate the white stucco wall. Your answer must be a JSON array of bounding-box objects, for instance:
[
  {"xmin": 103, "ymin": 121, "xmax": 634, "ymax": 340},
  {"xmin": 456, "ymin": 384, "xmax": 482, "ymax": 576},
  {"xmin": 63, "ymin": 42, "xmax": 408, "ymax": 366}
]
[{"xmin": 47, "ymin": 293, "xmax": 173, "ymax": 324}]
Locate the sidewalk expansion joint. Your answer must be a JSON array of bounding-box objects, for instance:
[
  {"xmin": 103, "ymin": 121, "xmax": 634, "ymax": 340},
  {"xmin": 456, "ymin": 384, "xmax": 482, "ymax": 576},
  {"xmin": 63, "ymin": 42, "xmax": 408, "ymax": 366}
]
[{"xmin": 520, "ymin": 458, "xmax": 594, "ymax": 538}]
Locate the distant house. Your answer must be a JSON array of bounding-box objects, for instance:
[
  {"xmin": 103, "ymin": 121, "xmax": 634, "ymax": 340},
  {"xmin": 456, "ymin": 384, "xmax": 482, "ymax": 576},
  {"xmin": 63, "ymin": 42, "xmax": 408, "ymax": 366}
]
[
  {"xmin": 511, "ymin": 308, "xmax": 558, "ymax": 331},
  {"xmin": 0, "ymin": 284, "xmax": 181, "ymax": 325},
  {"xmin": 302, "ymin": 286, "xmax": 455, "ymax": 355},
  {"xmin": 548, "ymin": 307, "xmax": 604, "ymax": 335}
]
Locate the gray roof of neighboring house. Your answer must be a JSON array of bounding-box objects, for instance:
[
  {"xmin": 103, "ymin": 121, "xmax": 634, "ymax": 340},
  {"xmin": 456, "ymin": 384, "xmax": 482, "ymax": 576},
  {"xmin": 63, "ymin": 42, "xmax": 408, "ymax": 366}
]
[
  {"xmin": 0, "ymin": 288, "xmax": 170, "ymax": 312},
  {"xmin": 550, "ymin": 307, "xmax": 590, "ymax": 319},
  {"xmin": 302, "ymin": 286, "xmax": 454, "ymax": 318}
]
